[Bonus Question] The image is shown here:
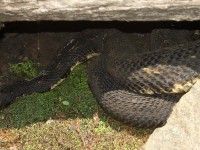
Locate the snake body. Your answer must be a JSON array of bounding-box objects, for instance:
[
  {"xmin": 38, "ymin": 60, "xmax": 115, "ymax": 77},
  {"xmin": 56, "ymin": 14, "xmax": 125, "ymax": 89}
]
[{"xmin": 0, "ymin": 29, "xmax": 200, "ymax": 128}]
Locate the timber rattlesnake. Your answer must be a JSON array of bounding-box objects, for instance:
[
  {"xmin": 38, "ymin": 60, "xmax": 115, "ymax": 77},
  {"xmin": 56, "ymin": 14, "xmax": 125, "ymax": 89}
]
[{"xmin": 0, "ymin": 29, "xmax": 200, "ymax": 128}]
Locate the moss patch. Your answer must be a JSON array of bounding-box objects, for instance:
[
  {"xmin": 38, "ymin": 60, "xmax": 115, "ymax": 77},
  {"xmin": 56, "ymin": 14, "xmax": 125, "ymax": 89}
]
[{"xmin": 0, "ymin": 65, "xmax": 152, "ymax": 149}]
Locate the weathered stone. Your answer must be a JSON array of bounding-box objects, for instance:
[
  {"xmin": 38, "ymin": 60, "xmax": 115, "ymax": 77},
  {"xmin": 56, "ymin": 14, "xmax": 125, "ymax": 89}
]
[
  {"xmin": 143, "ymin": 80, "xmax": 200, "ymax": 150},
  {"xmin": 0, "ymin": 0, "xmax": 200, "ymax": 22}
]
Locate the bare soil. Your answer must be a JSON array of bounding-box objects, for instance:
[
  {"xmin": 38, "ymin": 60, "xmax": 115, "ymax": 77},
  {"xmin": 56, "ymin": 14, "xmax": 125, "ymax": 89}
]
[
  {"xmin": 0, "ymin": 21, "xmax": 199, "ymax": 85},
  {"xmin": 0, "ymin": 22, "xmax": 80, "ymax": 85}
]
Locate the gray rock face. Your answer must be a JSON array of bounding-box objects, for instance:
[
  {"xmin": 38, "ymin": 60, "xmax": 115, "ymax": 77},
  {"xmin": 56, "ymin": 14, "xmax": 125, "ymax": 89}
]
[
  {"xmin": 143, "ymin": 80, "xmax": 200, "ymax": 150},
  {"xmin": 0, "ymin": 0, "xmax": 200, "ymax": 21}
]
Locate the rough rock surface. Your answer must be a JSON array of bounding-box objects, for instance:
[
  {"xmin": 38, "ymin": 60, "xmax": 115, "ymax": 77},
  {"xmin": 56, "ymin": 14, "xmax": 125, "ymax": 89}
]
[
  {"xmin": 0, "ymin": 0, "xmax": 200, "ymax": 21},
  {"xmin": 143, "ymin": 80, "xmax": 200, "ymax": 150}
]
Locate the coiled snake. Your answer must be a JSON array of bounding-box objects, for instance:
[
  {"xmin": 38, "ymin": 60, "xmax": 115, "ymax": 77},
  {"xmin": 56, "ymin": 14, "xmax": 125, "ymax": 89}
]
[{"xmin": 0, "ymin": 29, "xmax": 200, "ymax": 128}]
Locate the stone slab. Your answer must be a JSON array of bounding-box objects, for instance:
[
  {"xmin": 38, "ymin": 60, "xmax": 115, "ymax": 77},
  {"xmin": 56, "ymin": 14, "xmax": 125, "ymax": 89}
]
[
  {"xmin": 143, "ymin": 80, "xmax": 200, "ymax": 150},
  {"xmin": 0, "ymin": 0, "xmax": 200, "ymax": 21}
]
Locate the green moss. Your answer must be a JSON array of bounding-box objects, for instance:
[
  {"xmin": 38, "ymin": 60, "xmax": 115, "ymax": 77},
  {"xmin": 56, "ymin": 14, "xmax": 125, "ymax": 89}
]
[
  {"xmin": 0, "ymin": 65, "xmax": 152, "ymax": 149},
  {"xmin": 9, "ymin": 60, "xmax": 40, "ymax": 79},
  {"xmin": 0, "ymin": 65, "xmax": 97, "ymax": 128}
]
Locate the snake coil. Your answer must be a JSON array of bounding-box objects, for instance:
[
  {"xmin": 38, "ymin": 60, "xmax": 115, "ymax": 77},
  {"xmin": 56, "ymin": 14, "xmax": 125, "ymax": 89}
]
[{"xmin": 0, "ymin": 29, "xmax": 200, "ymax": 128}]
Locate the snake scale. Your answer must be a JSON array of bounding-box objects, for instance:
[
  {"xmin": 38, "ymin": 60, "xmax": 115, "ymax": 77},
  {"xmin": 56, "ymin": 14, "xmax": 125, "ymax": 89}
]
[{"xmin": 0, "ymin": 28, "xmax": 200, "ymax": 128}]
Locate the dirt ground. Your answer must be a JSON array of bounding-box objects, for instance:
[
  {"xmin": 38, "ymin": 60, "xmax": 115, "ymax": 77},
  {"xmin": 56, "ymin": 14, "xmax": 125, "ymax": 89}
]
[
  {"xmin": 0, "ymin": 22, "xmax": 81, "ymax": 86},
  {"xmin": 0, "ymin": 21, "xmax": 200, "ymax": 85}
]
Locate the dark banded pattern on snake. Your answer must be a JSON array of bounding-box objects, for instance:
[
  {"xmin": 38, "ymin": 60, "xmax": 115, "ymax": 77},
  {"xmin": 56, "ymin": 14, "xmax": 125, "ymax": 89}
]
[{"xmin": 1, "ymin": 29, "xmax": 200, "ymax": 127}]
